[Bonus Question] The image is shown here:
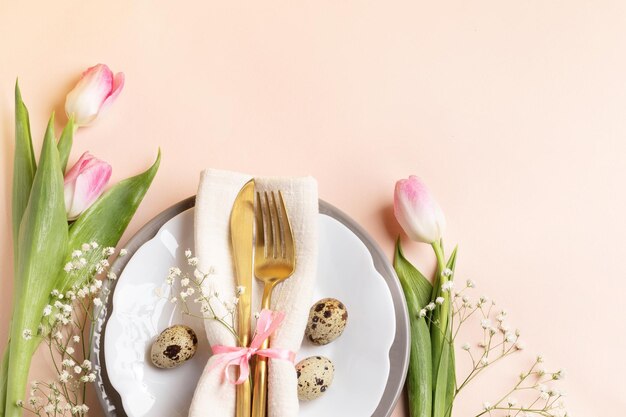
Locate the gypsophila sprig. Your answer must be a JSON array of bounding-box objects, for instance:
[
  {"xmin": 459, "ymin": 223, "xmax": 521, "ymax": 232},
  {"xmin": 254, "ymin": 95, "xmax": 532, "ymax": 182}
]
[
  {"xmin": 159, "ymin": 249, "xmax": 240, "ymax": 344},
  {"xmin": 445, "ymin": 280, "xmax": 569, "ymax": 417},
  {"xmin": 16, "ymin": 243, "xmax": 123, "ymax": 417}
]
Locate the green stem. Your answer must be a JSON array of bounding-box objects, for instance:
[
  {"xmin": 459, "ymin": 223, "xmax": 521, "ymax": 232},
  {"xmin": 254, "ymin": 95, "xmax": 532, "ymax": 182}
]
[
  {"xmin": 5, "ymin": 337, "xmax": 39, "ymax": 417},
  {"xmin": 0, "ymin": 344, "xmax": 10, "ymax": 417}
]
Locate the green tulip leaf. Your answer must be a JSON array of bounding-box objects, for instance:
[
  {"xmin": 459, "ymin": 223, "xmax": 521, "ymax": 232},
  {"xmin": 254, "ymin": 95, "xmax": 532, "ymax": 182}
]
[
  {"xmin": 5, "ymin": 116, "xmax": 68, "ymax": 417},
  {"xmin": 57, "ymin": 117, "xmax": 74, "ymax": 173},
  {"xmin": 11, "ymin": 82, "xmax": 36, "ymax": 261},
  {"xmin": 394, "ymin": 239, "xmax": 433, "ymax": 417}
]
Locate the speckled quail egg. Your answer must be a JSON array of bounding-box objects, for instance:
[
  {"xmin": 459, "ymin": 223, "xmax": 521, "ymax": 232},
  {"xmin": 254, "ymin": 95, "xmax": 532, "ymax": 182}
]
[
  {"xmin": 150, "ymin": 325, "xmax": 198, "ymax": 369},
  {"xmin": 305, "ymin": 298, "xmax": 348, "ymax": 345},
  {"xmin": 296, "ymin": 356, "xmax": 335, "ymax": 401}
]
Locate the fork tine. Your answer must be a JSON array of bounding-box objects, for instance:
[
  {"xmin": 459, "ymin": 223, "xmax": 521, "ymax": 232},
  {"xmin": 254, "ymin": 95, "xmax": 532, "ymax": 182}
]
[
  {"xmin": 270, "ymin": 191, "xmax": 284, "ymax": 258},
  {"xmin": 255, "ymin": 192, "xmax": 265, "ymax": 259},
  {"xmin": 278, "ymin": 191, "xmax": 294, "ymax": 260},
  {"xmin": 264, "ymin": 192, "xmax": 277, "ymax": 259},
  {"xmin": 265, "ymin": 191, "xmax": 281, "ymax": 259}
]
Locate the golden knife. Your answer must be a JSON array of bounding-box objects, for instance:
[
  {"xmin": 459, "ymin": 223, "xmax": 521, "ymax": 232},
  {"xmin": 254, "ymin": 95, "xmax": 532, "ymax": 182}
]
[{"xmin": 230, "ymin": 179, "xmax": 255, "ymax": 417}]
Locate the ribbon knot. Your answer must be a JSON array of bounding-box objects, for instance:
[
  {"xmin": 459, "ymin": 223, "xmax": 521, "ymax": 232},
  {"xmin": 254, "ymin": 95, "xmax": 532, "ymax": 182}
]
[{"xmin": 208, "ymin": 309, "xmax": 296, "ymax": 385}]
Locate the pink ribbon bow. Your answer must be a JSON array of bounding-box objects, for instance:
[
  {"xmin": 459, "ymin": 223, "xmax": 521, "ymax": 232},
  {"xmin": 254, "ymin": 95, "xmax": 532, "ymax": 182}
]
[{"xmin": 208, "ymin": 309, "xmax": 296, "ymax": 385}]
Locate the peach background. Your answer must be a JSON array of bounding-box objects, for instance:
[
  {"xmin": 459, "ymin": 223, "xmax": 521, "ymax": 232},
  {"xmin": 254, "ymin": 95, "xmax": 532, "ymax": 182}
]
[{"xmin": 1, "ymin": 1, "xmax": 625, "ymax": 416}]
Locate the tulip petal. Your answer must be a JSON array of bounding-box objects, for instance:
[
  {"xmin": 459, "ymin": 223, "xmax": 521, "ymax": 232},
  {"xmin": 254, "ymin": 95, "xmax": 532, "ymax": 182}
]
[
  {"xmin": 104, "ymin": 72, "xmax": 125, "ymax": 105},
  {"xmin": 64, "ymin": 152, "xmax": 112, "ymax": 220},
  {"xmin": 394, "ymin": 175, "xmax": 446, "ymax": 243},
  {"xmin": 65, "ymin": 64, "xmax": 115, "ymax": 126},
  {"xmin": 64, "ymin": 152, "xmax": 95, "ymax": 185}
]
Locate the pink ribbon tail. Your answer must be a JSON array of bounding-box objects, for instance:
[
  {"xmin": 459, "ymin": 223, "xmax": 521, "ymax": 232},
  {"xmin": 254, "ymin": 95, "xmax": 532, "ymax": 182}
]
[{"xmin": 207, "ymin": 309, "xmax": 296, "ymax": 385}]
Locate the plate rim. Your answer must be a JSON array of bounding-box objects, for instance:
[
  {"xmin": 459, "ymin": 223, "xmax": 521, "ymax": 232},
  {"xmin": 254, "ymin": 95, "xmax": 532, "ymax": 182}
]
[{"xmin": 91, "ymin": 196, "xmax": 409, "ymax": 417}]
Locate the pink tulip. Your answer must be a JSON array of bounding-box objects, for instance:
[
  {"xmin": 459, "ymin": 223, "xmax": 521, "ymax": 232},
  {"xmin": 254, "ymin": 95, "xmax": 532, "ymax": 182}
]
[
  {"xmin": 65, "ymin": 64, "xmax": 124, "ymax": 127},
  {"xmin": 64, "ymin": 152, "xmax": 112, "ymax": 220},
  {"xmin": 394, "ymin": 175, "xmax": 446, "ymax": 244}
]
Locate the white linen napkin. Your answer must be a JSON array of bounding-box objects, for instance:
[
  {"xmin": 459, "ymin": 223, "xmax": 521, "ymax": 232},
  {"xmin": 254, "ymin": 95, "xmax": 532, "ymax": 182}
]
[{"xmin": 188, "ymin": 169, "xmax": 319, "ymax": 417}]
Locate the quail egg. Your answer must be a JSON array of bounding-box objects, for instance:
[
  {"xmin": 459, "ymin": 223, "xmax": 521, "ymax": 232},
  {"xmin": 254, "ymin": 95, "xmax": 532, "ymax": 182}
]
[
  {"xmin": 150, "ymin": 324, "xmax": 198, "ymax": 369},
  {"xmin": 296, "ymin": 356, "xmax": 335, "ymax": 401},
  {"xmin": 305, "ymin": 298, "xmax": 348, "ymax": 345}
]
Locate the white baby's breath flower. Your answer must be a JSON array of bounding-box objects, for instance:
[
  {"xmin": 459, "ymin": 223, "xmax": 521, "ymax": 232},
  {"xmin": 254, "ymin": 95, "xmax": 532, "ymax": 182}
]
[
  {"xmin": 90, "ymin": 242, "xmax": 99, "ymax": 249},
  {"xmin": 553, "ymin": 369, "xmax": 566, "ymax": 380},
  {"xmin": 254, "ymin": 312, "xmax": 261, "ymax": 319},
  {"xmin": 466, "ymin": 279, "xmax": 475, "ymax": 288},
  {"xmin": 64, "ymin": 262, "xmax": 74, "ymax": 272},
  {"xmin": 187, "ymin": 257, "xmax": 199, "ymax": 267},
  {"xmin": 480, "ymin": 357, "xmax": 489, "ymax": 366},
  {"xmin": 507, "ymin": 397, "xmax": 517, "ymax": 407},
  {"xmin": 236, "ymin": 286, "xmax": 245, "ymax": 295},
  {"xmin": 73, "ymin": 335, "xmax": 81, "ymax": 343},
  {"xmin": 170, "ymin": 297, "xmax": 178, "ymax": 304},
  {"xmin": 71, "ymin": 250, "xmax": 82, "ymax": 258},
  {"xmin": 184, "ymin": 249, "xmax": 192, "ymax": 258},
  {"xmin": 59, "ymin": 371, "xmax": 70, "ymax": 383},
  {"xmin": 483, "ymin": 402, "xmax": 492, "ymax": 411},
  {"xmin": 65, "ymin": 347, "xmax": 75, "ymax": 355},
  {"xmin": 194, "ymin": 268, "xmax": 205, "ymax": 280},
  {"xmin": 93, "ymin": 298, "xmax": 102, "ymax": 307},
  {"xmin": 103, "ymin": 247, "xmax": 115, "ymax": 256},
  {"xmin": 441, "ymin": 281, "xmax": 454, "ymax": 292},
  {"xmin": 462, "ymin": 343, "xmax": 471, "ymax": 351},
  {"xmin": 107, "ymin": 271, "xmax": 117, "ymax": 280},
  {"xmin": 73, "ymin": 366, "xmax": 82, "ymax": 374},
  {"xmin": 62, "ymin": 359, "xmax": 75, "ymax": 367},
  {"xmin": 425, "ymin": 302, "xmax": 436, "ymax": 311},
  {"xmin": 481, "ymin": 319, "xmax": 491, "ymax": 329},
  {"xmin": 435, "ymin": 296, "xmax": 445, "ymax": 305},
  {"xmin": 180, "ymin": 278, "xmax": 190, "ymax": 287},
  {"xmin": 82, "ymin": 360, "xmax": 92, "ymax": 370},
  {"xmin": 418, "ymin": 309, "xmax": 427, "ymax": 318},
  {"xmin": 505, "ymin": 332, "xmax": 517, "ymax": 343},
  {"xmin": 43, "ymin": 305, "xmax": 52, "ymax": 317},
  {"xmin": 119, "ymin": 248, "xmax": 128, "ymax": 257}
]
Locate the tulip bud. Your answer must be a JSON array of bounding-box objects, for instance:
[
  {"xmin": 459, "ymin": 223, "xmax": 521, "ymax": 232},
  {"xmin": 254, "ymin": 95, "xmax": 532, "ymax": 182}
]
[
  {"xmin": 65, "ymin": 64, "xmax": 124, "ymax": 127},
  {"xmin": 64, "ymin": 152, "xmax": 112, "ymax": 220},
  {"xmin": 394, "ymin": 175, "xmax": 446, "ymax": 243}
]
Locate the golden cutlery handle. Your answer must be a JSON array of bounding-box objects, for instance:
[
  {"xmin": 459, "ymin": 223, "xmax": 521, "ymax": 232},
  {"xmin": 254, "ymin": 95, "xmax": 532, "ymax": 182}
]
[
  {"xmin": 251, "ymin": 341, "xmax": 269, "ymax": 417},
  {"xmin": 236, "ymin": 379, "xmax": 252, "ymax": 417},
  {"xmin": 251, "ymin": 285, "xmax": 274, "ymax": 417}
]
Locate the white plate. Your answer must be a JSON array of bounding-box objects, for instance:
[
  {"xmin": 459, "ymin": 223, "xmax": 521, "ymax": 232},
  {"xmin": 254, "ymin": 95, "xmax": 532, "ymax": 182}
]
[{"xmin": 104, "ymin": 207, "xmax": 396, "ymax": 417}]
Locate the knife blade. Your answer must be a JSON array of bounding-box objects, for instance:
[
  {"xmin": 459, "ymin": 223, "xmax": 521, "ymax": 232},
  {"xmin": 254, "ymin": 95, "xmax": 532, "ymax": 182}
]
[{"xmin": 230, "ymin": 179, "xmax": 255, "ymax": 417}]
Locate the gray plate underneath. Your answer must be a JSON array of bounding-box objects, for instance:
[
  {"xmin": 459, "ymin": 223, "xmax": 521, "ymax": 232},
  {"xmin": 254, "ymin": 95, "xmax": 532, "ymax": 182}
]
[{"xmin": 91, "ymin": 197, "xmax": 409, "ymax": 417}]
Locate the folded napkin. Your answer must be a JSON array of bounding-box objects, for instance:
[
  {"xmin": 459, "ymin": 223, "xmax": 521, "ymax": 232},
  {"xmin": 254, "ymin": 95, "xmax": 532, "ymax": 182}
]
[{"xmin": 188, "ymin": 169, "xmax": 319, "ymax": 417}]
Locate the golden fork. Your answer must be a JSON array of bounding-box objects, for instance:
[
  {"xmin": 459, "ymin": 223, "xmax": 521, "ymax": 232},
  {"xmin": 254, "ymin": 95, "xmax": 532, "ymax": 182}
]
[{"xmin": 251, "ymin": 191, "xmax": 296, "ymax": 417}]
